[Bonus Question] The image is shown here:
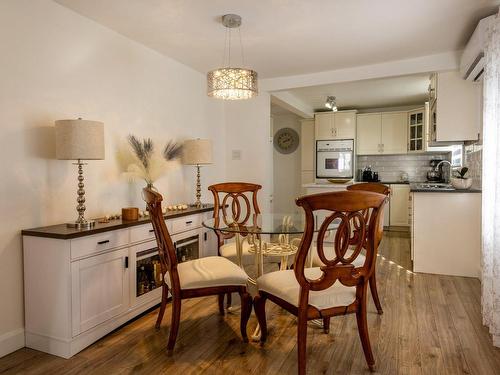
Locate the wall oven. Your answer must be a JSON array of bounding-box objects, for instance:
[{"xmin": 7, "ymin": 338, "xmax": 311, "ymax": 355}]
[{"xmin": 316, "ymin": 139, "xmax": 354, "ymax": 179}]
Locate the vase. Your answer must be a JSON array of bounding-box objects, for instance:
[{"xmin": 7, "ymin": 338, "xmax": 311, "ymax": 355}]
[{"xmin": 450, "ymin": 177, "xmax": 473, "ymax": 190}]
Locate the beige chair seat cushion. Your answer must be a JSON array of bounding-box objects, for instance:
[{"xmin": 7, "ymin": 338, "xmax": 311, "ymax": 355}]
[
  {"xmin": 311, "ymin": 246, "xmax": 365, "ymax": 268},
  {"xmin": 220, "ymin": 240, "xmax": 281, "ymax": 266},
  {"xmin": 166, "ymin": 256, "xmax": 248, "ymax": 290},
  {"xmin": 256, "ymin": 268, "xmax": 356, "ymax": 310}
]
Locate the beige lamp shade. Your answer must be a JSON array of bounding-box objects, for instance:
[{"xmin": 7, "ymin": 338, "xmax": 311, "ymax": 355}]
[
  {"xmin": 55, "ymin": 119, "xmax": 105, "ymax": 160},
  {"xmin": 182, "ymin": 139, "xmax": 213, "ymax": 165}
]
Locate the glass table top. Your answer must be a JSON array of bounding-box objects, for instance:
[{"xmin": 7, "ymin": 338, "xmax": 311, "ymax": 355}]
[{"xmin": 203, "ymin": 213, "xmax": 339, "ymax": 235}]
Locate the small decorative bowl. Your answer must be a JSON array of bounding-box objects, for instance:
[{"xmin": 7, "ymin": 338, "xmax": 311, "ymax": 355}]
[{"xmin": 450, "ymin": 177, "xmax": 473, "ymax": 190}]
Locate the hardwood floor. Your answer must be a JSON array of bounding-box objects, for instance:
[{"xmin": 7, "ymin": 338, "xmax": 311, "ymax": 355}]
[{"xmin": 2, "ymin": 232, "xmax": 500, "ymax": 374}]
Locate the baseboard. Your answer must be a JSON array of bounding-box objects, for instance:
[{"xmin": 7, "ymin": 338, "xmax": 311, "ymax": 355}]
[{"xmin": 0, "ymin": 328, "xmax": 25, "ymax": 358}]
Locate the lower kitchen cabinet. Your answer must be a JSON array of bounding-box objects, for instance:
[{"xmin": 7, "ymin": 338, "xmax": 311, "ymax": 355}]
[
  {"xmin": 412, "ymin": 192, "xmax": 481, "ymax": 277},
  {"xmin": 389, "ymin": 184, "xmax": 410, "ymax": 226}
]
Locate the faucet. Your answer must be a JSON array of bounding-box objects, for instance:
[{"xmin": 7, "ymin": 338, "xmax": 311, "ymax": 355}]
[{"xmin": 435, "ymin": 160, "xmax": 452, "ymax": 183}]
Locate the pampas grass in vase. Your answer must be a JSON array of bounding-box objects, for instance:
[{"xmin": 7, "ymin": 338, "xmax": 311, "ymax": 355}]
[{"xmin": 119, "ymin": 135, "xmax": 183, "ymax": 190}]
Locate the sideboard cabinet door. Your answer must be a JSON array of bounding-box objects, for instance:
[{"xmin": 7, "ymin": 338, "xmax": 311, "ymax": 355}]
[{"xmin": 71, "ymin": 248, "xmax": 130, "ymax": 336}]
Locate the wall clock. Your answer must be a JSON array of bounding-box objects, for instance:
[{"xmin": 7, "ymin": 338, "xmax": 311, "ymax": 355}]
[{"xmin": 273, "ymin": 127, "xmax": 299, "ymax": 154}]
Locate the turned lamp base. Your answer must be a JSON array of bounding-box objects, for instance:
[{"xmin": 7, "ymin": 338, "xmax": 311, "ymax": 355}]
[{"xmin": 67, "ymin": 220, "xmax": 96, "ymax": 229}]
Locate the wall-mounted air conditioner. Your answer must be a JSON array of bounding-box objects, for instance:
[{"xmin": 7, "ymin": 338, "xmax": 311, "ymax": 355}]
[{"xmin": 460, "ymin": 15, "xmax": 495, "ymax": 82}]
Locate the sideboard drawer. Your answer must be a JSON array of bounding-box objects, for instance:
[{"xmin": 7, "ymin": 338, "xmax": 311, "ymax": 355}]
[
  {"xmin": 130, "ymin": 221, "xmax": 172, "ymax": 243},
  {"xmin": 171, "ymin": 214, "xmax": 201, "ymax": 234},
  {"xmin": 71, "ymin": 229, "xmax": 129, "ymax": 260}
]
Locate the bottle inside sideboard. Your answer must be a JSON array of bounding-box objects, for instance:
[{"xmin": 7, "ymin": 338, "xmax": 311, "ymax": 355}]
[{"xmin": 136, "ymin": 249, "xmax": 162, "ymax": 298}]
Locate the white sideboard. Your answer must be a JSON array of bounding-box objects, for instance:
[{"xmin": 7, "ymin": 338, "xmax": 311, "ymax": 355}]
[{"xmin": 22, "ymin": 206, "xmax": 216, "ymax": 358}]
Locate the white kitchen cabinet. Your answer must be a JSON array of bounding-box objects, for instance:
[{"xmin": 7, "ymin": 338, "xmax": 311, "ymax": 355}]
[
  {"xmin": 356, "ymin": 113, "xmax": 382, "ymax": 155},
  {"xmin": 389, "ymin": 184, "xmax": 410, "ymax": 226},
  {"xmin": 430, "ymin": 71, "xmax": 481, "ymax": 143},
  {"xmin": 315, "ymin": 111, "xmax": 356, "ymax": 140},
  {"xmin": 334, "ymin": 111, "xmax": 356, "ymax": 139},
  {"xmin": 356, "ymin": 112, "xmax": 407, "ymax": 155},
  {"xmin": 315, "ymin": 112, "xmax": 333, "ymax": 139},
  {"xmin": 408, "ymin": 107, "xmax": 426, "ymax": 152},
  {"xmin": 381, "ymin": 112, "xmax": 408, "ymax": 154},
  {"xmin": 412, "ymin": 192, "xmax": 481, "ymax": 277},
  {"xmin": 71, "ymin": 248, "xmax": 129, "ymax": 336}
]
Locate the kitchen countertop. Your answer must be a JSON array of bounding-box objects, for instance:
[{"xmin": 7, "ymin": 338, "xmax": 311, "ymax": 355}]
[
  {"xmin": 410, "ymin": 183, "xmax": 482, "ymax": 193},
  {"xmin": 303, "ymin": 181, "xmax": 410, "ymax": 188},
  {"xmin": 21, "ymin": 204, "xmax": 215, "ymax": 240}
]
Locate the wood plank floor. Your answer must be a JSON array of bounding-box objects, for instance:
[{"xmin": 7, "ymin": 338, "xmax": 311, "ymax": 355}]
[{"xmin": 2, "ymin": 232, "xmax": 500, "ymax": 374}]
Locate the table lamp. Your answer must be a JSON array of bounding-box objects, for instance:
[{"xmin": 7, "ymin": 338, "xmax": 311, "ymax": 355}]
[
  {"xmin": 182, "ymin": 139, "xmax": 213, "ymax": 207},
  {"xmin": 55, "ymin": 119, "xmax": 105, "ymax": 228}
]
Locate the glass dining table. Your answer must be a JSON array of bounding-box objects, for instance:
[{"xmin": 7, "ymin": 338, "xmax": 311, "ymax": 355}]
[
  {"xmin": 203, "ymin": 213, "xmax": 338, "ymax": 340},
  {"xmin": 203, "ymin": 213, "xmax": 308, "ymax": 283}
]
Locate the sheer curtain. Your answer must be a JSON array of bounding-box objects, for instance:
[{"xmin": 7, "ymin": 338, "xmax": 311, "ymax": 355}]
[{"xmin": 482, "ymin": 11, "xmax": 500, "ymax": 347}]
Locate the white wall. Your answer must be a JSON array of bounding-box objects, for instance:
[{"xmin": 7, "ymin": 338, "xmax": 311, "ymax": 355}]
[
  {"xmin": 272, "ymin": 114, "xmax": 302, "ymax": 214},
  {"xmin": 0, "ymin": 0, "xmax": 225, "ymax": 356},
  {"xmin": 224, "ymin": 94, "xmax": 273, "ymax": 214}
]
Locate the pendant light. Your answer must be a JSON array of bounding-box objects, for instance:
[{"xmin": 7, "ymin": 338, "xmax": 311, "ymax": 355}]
[{"xmin": 207, "ymin": 14, "xmax": 258, "ymax": 100}]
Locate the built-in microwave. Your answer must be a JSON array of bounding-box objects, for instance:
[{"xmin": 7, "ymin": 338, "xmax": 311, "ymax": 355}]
[{"xmin": 316, "ymin": 139, "xmax": 354, "ymax": 179}]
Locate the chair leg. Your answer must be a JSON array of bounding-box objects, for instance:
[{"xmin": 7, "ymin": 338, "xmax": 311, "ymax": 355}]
[
  {"xmin": 167, "ymin": 296, "xmax": 181, "ymax": 352},
  {"xmin": 322, "ymin": 317, "xmax": 330, "ymax": 334},
  {"xmin": 297, "ymin": 312, "xmax": 308, "ymax": 375},
  {"xmin": 239, "ymin": 291, "xmax": 252, "ymax": 343},
  {"xmin": 218, "ymin": 293, "xmax": 225, "ymax": 316},
  {"xmin": 254, "ymin": 294, "xmax": 268, "ymax": 343},
  {"xmin": 226, "ymin": 292, "xmax": 232, "ymax": 309},
  {"xmin": 356, "ymin": 287, "xmax": 375, "ymax": 372},
  {"xmin": 155, "ymin": 284, "xmax": 169, "ymax": 330},
  {"xmin": 369, "ymin": 274, "xmax": 383, "ymax": 314}
]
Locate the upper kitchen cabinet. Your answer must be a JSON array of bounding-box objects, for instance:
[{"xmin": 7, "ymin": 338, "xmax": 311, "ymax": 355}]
[
  {"xmin": 314, "ymin": 110, "xmax": 356, "ymax": 140},
  {"xmin": 356, "ymin": 113, "xmax": 381, "ymax": 155},
  {"xmin": 357, "ymin": 111, "xmax": 407, "ymax": 155},
  {"xmin": 381, "ymin": 112, "xmax": 408, "ymax": 154},
  {"xmin": 429, "ymin": 71, "xmax": 482, "ymax": 143},
  {"xmin": 408, "ymin": 107, "xmax": 426, "ymax": 152}
]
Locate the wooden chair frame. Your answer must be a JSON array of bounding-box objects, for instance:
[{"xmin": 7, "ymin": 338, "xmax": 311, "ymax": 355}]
[
  {"xmin": 143, "ymin": 188, "xmax": 252, "ymax": 351},
  {"xmin": 346, "ymin": 182, "xmax": 391, "ymax": 314},
  {"xmin": 208, "ymin": 182, "xmax": 262, "ymax": 307},
  {"xmin": 254, "ymin": 190, "xmax": 386, "ymax": 374}
]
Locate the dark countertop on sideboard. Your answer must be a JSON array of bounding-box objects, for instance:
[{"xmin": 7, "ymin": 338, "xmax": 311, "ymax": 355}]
[{"xmin": 22, "ymin": 204, "xmax": 215, "ymax": 240}]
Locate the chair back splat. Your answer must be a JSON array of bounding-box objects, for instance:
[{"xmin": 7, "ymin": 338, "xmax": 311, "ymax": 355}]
[
  {"xmin": 142, "ymin": 188, "xmax": 180, "ymax": 295},
  {"xmin": 208, "ymin": 182, "xmax": 262, "ymax": 247},
  {"xmin": 294, "ymin": 190, "xmax": 386, "ymax": 301}
]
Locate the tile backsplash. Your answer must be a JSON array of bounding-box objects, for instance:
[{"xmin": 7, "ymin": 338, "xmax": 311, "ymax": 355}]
[{"xmin": 357, "ymin": 153, "xmax": 450, "ymax": 182}]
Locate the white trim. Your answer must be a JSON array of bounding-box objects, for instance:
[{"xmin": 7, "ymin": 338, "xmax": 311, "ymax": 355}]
[
  {"xmin": 261, "ymin": 51, "xmax": 461, "ymax": 92},
  {"xmin": 0, "ymin": 328, "xmax": 25, "ymax": 358}
]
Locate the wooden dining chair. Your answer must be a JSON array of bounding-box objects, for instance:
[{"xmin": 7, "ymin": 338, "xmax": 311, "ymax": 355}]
[
  {"xmin": 254, "ymin": 190, "xmax": 386, "ymax": 374},
  {"xmin": 208, "ymin": 182, "xmax": 262, "ymax": 268},
  {"xmin": 346, "ymin": 182, "xmax": 390, "ymax": 314},
  {"xmin": 143, "ymin": 188, "xmax": 252, "ymax": 351}
]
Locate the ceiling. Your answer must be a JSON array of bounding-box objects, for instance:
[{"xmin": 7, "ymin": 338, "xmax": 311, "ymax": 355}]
[
  {"xmin": 286, "ymin": 73, "xmax": 431, "ymax": 111},
  {"xmin": 54, "ymin": 0, "xmax": 499, "ymax": 78}
]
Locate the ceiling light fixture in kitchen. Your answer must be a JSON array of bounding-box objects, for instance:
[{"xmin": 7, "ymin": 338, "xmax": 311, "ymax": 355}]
[
  {"xmin": 325, "ymin": 96, "xmax": 338, "ymax": 111},
  {"xmin": 207, "ymin": 14, "xmax": 258, "ymax": 100}
]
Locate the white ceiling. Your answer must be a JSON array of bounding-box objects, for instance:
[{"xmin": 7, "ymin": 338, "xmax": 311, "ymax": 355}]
[
  {"xmin": 54, "ymin": 0, "xmax": 499, "ymax": 78},
  {"xmin": 286, "ymin": 73, "xmax": 431, "ymax": 111}
]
